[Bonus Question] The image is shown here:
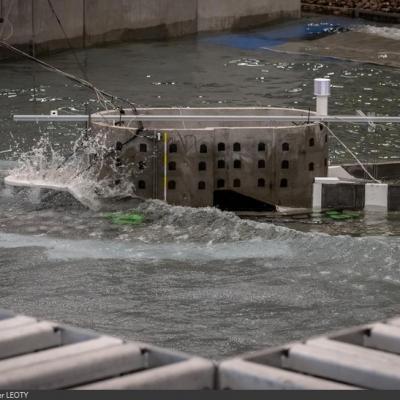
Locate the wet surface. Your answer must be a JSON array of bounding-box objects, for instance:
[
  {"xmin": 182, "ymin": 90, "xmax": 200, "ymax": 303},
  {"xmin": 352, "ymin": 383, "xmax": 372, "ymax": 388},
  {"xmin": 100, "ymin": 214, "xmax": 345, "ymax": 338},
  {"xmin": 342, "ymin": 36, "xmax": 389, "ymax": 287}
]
[{"xmin": 1, "ymin": 16, "xmax": 400, "ymax": 359}]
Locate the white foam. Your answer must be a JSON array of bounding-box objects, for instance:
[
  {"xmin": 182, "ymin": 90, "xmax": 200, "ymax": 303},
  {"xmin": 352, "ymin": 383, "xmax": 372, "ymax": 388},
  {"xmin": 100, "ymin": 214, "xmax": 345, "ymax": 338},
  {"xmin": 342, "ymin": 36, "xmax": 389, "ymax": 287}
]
[
  {"xmin": 0, "ymin": 232, "xmax": 291, "ymax": 262},
  {"xmin": 353, "ymin": 25, "xmax": 400, "ymax": 41}
]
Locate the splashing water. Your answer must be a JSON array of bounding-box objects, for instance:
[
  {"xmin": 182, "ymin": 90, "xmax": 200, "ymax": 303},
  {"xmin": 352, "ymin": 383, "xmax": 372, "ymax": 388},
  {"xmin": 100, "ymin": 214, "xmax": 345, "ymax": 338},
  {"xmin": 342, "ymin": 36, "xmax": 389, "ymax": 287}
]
[{"xmin": 6, "ymin": 130, "xmax": 141, "ymax": 210}]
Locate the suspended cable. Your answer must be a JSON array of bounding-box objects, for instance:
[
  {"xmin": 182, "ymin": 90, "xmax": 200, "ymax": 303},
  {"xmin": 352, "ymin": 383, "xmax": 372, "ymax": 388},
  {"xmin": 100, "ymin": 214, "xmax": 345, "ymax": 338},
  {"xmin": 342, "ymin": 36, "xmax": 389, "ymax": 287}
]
[
  {"xmin": 46, "ymin": 0, "xmax": 87, "ymax": 79},
  {"xmin": 0, "ymin": 40, "xmax": 143, "ymax": 129},
  {"xmin": 0, "ymin": 39, "xmax": 147, "ymax": 178},
  {"xmin": 320, "ymin": 122, "xmax": 381, "ymax": 183}
]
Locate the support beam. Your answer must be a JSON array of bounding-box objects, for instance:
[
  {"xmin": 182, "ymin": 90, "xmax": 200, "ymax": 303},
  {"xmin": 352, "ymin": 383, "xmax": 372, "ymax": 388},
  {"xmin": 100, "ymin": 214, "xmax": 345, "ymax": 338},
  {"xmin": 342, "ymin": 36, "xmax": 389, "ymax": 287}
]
[{"xmin": 12, "ymin": 114, "xmax": 400, "ymax": 124}]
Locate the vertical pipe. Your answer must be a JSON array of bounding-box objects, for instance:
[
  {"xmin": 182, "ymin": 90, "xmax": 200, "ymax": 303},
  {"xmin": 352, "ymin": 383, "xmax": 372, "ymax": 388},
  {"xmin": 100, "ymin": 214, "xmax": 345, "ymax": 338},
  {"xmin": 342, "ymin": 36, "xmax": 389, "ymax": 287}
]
[{"xmin": 164, "ymin": 132, "xmax": 168, "ymax": 202}]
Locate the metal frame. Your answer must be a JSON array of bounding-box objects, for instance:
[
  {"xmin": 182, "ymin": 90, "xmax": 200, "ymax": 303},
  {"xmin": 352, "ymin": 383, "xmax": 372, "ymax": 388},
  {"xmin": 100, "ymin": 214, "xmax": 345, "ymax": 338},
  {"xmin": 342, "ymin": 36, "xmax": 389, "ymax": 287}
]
[{"xmin": 12, "ymin": 114, "xmax": 400, "ymax": 124}]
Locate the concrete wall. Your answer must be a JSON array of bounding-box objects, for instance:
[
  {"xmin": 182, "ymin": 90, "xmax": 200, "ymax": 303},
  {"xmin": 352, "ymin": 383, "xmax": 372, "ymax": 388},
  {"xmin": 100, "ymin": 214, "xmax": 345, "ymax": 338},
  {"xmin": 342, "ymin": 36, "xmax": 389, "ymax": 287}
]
[
  {"xmin": 0, "ymin": 0, "xmax": 300, "ymax": 55},
  {"xmin": 198, "ymin": 0, "xmax": 300, "ymax": 32}
]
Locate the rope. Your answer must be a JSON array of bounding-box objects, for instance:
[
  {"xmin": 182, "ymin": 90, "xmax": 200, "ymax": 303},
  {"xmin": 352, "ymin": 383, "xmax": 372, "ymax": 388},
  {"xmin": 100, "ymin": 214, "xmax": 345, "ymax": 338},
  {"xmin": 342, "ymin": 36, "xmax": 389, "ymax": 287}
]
[{"xmin": 320, "ymin": 122, "xmax": 381, "ymax": 183}]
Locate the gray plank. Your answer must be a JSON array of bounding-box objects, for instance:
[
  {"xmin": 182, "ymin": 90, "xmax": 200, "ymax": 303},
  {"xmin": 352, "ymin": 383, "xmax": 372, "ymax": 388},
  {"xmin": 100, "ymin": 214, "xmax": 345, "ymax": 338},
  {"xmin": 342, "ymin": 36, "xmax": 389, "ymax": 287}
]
[
  {"xmin": 0, "ymin": 316, "xmax": 37, "ymax": 331},
  {"xmin": 364, "ymin": 323, "xmax": 400, "ymax": 354},
  {"xmin": 218, "ymin": 359, "xmax": 359, "ymax": 390},
  {"xmin": 0, "ymin": 321, "xmax": 61, "ymax": 359},
  {"xmin": 0, "ymin": 343, "xmax": 144, "ymax": 389},
  {"xmin": 282, "ymin": 339, "xmax": 400, "ymax": 389},
  {"xmin": 0, "ymin": 336, "xmax": 122, "ymax": 373},
  {"xmin": 76, "ymin": 358, "xmax": 215, "ymax": 390}
]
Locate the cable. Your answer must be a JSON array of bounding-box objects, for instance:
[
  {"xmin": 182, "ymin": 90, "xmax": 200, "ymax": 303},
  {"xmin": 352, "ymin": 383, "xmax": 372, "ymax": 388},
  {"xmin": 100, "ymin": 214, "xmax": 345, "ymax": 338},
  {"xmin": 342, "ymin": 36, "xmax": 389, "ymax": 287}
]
[
  {"xmin": 46, "ymin": 0, "xmax": 87, "ymax": 79},
  {"xmin": 0, "ymin": 40, "xmax": 142, "ymax": 124},
  {"xmin": 320, "ymin": 122, "xmax": 381, "ymax": 183},
  {"xmin": 0, "ymin": 41, "xmax": 147, "ymax": 178}
]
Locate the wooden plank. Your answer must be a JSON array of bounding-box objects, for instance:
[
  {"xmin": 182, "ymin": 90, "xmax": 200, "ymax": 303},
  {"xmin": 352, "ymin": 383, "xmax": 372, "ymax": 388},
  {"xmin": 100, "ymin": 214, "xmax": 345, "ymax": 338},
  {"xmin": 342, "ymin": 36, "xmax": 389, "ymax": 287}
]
[
  {"xmin": 364, "ymin": 323, "xmax": 400, "ymax": 354},
  {"xmin": 218, "ymin": 359, "xmax": 359, "ymax": 390},
  {"xmin": 0, "ymin": 321, "xmax": 61, "ymax": 359},
  {"xmin": 75, "ymin": 358, "xmax": 215, "ymax": 390},
  {"xmin": 0, "ymin": 316, "xmax": 37, "ymax": 331},
  {"xmin": 0, "ymin": 343, "xmax": 144, "ymax": 390},
  {"xmin": 282, "ymin": 339, "xmax": 400, "ymax": 389},
  {"xmin": 0, "ymin": 336, "xmax": 122, "ymax": 373}
]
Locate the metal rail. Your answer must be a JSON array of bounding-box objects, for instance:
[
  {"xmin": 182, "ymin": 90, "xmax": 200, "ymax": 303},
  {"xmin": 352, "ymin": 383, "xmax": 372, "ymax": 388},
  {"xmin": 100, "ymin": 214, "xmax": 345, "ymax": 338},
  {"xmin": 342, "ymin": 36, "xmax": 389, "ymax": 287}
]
[{"xmin": 13, "ymin": 114, "xmax": 400, "ymax": 124}]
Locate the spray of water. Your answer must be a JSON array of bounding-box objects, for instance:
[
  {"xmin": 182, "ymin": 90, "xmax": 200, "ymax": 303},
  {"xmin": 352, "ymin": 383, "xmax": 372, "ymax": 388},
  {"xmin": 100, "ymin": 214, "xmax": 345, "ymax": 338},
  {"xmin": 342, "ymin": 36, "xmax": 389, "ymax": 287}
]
[{"xmin": 6, "ymin": 129, "xmax": 140, "ymax": 210}]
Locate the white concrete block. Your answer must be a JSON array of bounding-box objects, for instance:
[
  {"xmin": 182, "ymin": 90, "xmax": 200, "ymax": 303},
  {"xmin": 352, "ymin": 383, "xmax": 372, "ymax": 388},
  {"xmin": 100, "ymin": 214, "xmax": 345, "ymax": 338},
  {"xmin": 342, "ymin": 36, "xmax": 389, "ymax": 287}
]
[
  {"xmin": 312, "ymin": 183, "xmax": 322, "ymax": 210},
  {"xmin": 218, "ymin": 359, "xmax": 358, "ymax": 390},
  {"xmin": 365, "ymin": 183, "xmax": 388, "ymax": 211}
]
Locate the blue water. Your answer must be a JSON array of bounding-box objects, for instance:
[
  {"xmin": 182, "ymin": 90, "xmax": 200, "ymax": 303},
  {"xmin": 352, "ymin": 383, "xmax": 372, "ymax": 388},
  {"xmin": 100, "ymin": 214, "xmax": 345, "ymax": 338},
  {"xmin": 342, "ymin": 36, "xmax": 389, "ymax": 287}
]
[{"xmin": 203, "ymin": 16, "xmax": 365, "ymax": 50}]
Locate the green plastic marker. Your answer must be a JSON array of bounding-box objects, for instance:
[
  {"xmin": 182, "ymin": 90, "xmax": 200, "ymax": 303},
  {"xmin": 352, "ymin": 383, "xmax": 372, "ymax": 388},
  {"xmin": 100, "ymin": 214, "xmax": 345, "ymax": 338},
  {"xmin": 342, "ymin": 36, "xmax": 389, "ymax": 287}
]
[{"xmin": 105, "ymin": 212, "xmax": 145, "ymax": 225}]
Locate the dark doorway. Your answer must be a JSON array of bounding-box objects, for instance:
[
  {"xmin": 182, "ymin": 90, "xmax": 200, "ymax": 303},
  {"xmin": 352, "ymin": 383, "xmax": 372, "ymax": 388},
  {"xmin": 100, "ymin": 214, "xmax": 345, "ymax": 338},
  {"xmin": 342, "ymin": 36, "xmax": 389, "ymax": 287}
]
[{"xmin": 213, "ymin": 190, "xmax": 276, "ymax": 212}]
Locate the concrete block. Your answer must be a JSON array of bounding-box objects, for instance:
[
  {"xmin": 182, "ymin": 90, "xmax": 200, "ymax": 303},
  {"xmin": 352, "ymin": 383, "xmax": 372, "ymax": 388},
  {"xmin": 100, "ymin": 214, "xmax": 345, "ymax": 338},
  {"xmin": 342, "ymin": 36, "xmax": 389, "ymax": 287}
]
[
  {"xmin": 283, "ymin": 339, "xmax": 400, "ymax": 389},
  {"xmin": 365, "ymin": 183, "xmax": 388, "ymax": 211},
  {"xmin": 364, "ymin": 323, "xmax": 400, "ymax": 355},
  {"xmin": 219, "ymin": 358, "xmax": 357, "ymax": 390},
  {"xmin": 0, "ymin": 336, "xmax": 122, "ymax": 374},
  {"xmin": 76, "ymin": 358, "xmax": 215, "ymax": 390},
  {"xmin": 312, "ymin": 182, "xmax": 322, "ymax": 210},
  {"xmin": 0, "ymin": 316, "xmax": 37, "ymax": 331},
  {"xmin": 0, "ymin": 321, "xmax": 62, "ymax": 360},
  {"xmin": 0, "ymin": 343, "xmax": 144, "ymax": 390}
]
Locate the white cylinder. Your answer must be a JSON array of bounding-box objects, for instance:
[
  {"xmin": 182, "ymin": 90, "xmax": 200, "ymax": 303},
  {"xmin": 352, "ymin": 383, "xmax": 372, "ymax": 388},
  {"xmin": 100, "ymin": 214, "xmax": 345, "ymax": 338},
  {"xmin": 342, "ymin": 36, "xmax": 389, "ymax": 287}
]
[
  {"xmin": 314, "ymin": 78, "xmax": 331, "ymax": 116},
  {"xmin": 316, "ymin": 96, "xmax": 329, "ymax": 116},
  {"xmin": 314, "ymin": 78, "xmax": 331, "ymax": 96}
]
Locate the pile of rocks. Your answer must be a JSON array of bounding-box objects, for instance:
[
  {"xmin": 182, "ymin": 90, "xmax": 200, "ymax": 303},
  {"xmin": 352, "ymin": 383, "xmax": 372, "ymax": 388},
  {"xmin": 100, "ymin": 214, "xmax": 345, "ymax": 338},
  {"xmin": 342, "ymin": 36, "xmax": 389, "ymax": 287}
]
[{"xmin": 302, "ymin": 0, "xmax": 400, "ymax": 13}]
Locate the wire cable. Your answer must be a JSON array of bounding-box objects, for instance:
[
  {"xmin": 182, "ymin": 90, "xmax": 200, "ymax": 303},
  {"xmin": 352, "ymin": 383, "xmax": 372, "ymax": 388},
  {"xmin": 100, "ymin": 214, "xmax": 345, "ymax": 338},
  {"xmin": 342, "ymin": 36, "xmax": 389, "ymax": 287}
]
[
  {"xmin": 0, "ymin": 40, "xmax": 142, "ymax": 123},
  {"xmin": 320, "ymin": 122, "xmax": 381, "ymax": 183},
  {"xmin": 46, "ymin": 0, "xmax": 87, "ymax": 79}
]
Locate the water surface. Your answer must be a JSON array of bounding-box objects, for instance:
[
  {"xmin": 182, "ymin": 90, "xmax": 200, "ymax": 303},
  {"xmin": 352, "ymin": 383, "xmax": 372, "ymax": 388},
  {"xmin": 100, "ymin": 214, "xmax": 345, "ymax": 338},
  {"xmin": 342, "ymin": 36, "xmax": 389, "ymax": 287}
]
[{"xmin": 1, "ymin": 16, "xmax": 400, "ymax": 359}]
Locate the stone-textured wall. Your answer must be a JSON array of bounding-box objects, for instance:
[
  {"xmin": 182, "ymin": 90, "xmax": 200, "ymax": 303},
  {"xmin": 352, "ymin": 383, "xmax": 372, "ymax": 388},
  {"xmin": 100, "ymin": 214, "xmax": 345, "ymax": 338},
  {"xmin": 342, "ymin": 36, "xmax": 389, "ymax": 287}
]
[
  {"xmin": 0, "ymin": 0, "xmax": 300, "ymax": 56},
  {"xmin": 302, "ymin": 0, "xmax": 400, "ymax": 13}
]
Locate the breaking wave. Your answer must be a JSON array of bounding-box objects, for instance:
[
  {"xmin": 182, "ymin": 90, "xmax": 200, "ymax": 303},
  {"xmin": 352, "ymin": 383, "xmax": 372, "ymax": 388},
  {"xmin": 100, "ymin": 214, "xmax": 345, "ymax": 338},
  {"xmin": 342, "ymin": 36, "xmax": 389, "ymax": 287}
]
[{"xmin": 131, "ymin": 200, "xmax": 310, "ymax": 243}]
